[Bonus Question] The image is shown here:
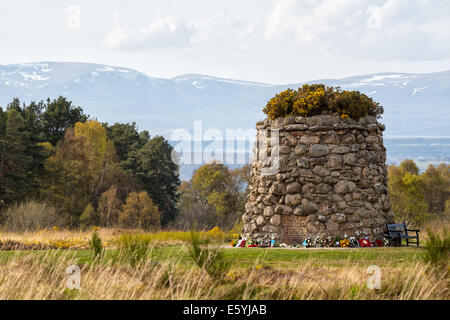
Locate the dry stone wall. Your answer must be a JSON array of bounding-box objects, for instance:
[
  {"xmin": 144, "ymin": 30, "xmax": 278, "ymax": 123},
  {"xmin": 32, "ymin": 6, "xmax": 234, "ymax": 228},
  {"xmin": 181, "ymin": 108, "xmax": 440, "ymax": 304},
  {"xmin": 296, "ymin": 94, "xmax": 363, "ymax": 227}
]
[{"xmin": 243, "ymin": 115, "xmax": 394, "ymax": 244}]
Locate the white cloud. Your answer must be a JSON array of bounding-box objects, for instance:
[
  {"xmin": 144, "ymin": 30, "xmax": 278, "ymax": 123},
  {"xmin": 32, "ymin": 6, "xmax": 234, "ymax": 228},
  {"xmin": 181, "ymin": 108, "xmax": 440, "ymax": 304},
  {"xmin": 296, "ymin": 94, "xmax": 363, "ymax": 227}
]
[
  {"xmin": 191, "ymin": 12, "xmax": 257, "ymax": 51},
  {"xmin": 2, "ymin": 0, "xmax": 450, "ymax": 84},
  {"xmin": 366, "ymin": 5, "xmax": 382, "ymax": 30},
  {"xmin": 104, "ymin": 11, "xmax": 258, "ymax": 53},
  {"xmin": 104, "ymin": 16, "xmax": 195, "ymax": 50},
  {"xmin": 264, "ymin": 0, "xmax": 450, "ymax": 61}
]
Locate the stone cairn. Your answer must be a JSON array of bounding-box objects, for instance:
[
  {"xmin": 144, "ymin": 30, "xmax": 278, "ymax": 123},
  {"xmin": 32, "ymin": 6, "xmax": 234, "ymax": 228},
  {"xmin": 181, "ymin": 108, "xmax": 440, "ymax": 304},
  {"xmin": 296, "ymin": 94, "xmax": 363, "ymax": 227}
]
[{"xmin": 242, "ymin": 115, "xmax": 394, "ymax": 244}]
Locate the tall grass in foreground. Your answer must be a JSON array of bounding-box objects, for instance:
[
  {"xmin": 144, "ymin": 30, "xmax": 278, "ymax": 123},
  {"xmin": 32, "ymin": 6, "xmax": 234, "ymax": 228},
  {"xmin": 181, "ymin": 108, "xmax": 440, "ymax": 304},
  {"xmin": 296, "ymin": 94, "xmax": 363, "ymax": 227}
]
[
  {"xmin": 0, "ymin": 249, "xmax": 447, "ymax": 300},
  {"xmin": 112, "ymin": 234, "xmax": 154, "ymax": 267},
  {"xmin": 188, "ymin": 231, "xmax": 231, "ymax": 281},
  {"xmin": 423, "ymin": 227, "xmax": 450, "ymax": 272}
]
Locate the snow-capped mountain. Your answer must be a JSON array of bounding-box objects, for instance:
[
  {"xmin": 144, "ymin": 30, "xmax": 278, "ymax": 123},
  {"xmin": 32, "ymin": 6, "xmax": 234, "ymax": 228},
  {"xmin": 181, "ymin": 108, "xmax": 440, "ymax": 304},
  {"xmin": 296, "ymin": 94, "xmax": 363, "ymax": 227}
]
[
  {"xmin": 1, "ymin": 62, "xmax": 449, "ymax": 138},
  {"xmin": 1, "ymin": 62, "xmax": 449, "ymax": 180},
  {"xmin": 308, "ymin": 72, "xmax": 450, "ymax": 138}
]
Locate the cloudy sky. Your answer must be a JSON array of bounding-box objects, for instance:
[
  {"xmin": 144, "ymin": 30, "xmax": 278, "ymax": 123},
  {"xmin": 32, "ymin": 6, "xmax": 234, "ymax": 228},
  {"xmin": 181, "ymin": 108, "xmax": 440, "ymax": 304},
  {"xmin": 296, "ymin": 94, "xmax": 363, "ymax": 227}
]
[{"xmin": 1, "ymin": 0, "xmax": 449, "ymax": 83}]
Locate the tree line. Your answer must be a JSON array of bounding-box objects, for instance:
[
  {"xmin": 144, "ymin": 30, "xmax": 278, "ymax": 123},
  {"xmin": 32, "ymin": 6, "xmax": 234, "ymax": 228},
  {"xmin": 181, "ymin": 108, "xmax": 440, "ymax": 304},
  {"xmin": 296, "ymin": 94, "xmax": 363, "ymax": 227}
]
[
  {"xmin": 0, "ymin": 96, "xmax": 447, "ymax": 231},
  {"xmin": 388, "ymin": 159, "xmax": 449, "ymax": 226},
  {"xmin": 0, "ymin": 97, "xmax": 179, "ymax": 229}
]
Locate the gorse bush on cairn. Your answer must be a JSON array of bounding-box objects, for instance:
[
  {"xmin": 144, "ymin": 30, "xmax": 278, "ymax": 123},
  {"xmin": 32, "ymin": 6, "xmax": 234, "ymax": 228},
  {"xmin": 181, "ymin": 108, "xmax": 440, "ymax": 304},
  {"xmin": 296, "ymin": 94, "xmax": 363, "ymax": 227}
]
[{"xmin": 263, "ymin": 84, "xmax": 384, "ymax": 120}]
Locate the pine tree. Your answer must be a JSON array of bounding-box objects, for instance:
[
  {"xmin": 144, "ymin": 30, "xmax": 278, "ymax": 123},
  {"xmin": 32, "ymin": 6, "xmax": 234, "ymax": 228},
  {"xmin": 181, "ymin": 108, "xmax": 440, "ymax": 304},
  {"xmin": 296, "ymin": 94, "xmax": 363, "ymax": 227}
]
[
  {"xmin": 19, "ymin": 100, "xmax": 47, "ymax": 194},
  {"xmin": 105, "ymin": 122, "xmax": 147, "ymax": 161},
  {"xmin": 0, "ymin": 109, "xmax": 33, "ymax": 202},
  {"xmin": 0, "ymin": 107, "xmax": 6, "ymax": 202},
  {"xmin": 126, "ymin": 136, "xmax": 180, "ymax": 225},
  {"xmin": 41, "ymin": 96, "xmax": 87, "ymax": 146},
  {"xmin": 0, "ymin": 107, "xmax": 6, "ymax": 136}
]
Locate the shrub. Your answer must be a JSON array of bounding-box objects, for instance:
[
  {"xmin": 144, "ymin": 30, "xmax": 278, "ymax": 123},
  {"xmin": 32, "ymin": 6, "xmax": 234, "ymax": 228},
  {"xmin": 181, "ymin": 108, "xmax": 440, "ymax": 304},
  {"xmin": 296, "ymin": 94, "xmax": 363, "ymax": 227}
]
[
  {"xmin": 89, "ymin": 231, "xmax": 103, "ymax": 260},
  {"xmin": 207, "ymin": 226, "xmax": 225, "ymax": 242},
  {"xmin": 263, "ymin": 84, "xmax": 383, "ymax": 120},
  {"xmin": 423, "ymin": 228, "xmax": 450, "ymax": 271},
  {"xmin": 119, "ymin": 191, "xmax": 161, "ymax": 230},
  {"xmin": 0, "ymin": 200, "xmax": 67, "ymax": 232}
]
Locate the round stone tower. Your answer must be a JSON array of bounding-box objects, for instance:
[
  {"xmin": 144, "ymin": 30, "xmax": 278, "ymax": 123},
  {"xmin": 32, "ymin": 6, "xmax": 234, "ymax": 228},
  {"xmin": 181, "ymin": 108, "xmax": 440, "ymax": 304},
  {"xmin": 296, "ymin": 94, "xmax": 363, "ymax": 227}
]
[{"xmin": 242, "ymin": 115, "xmax": 394, "ymax": 244}]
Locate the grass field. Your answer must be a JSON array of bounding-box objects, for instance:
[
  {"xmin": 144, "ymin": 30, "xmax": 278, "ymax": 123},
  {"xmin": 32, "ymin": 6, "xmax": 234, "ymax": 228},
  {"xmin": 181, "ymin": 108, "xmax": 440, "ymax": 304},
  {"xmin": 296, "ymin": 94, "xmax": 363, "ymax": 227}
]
[
  {"xmin": 0, "ymin": 229, "xmax": 448, "ymax": 300},
  {"xmin": 0, "ymin": 245, "xmax": 426, "ymax": 268}
]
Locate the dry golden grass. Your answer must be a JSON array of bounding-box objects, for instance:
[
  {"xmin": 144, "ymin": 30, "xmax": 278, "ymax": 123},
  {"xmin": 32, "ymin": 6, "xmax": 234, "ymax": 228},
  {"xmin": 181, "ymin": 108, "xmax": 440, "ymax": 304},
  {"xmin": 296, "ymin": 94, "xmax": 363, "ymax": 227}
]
[
  {"xmin": 0, "ymin": 227, "xmax": 227, "ymax": 249},
  {"xmin": 0, "ymin": 222, "xmax": 448, "ymax": 300},
  {"xmin": 421, "ymin": 216, "xmax": 450, "ymax": 239},
  {"xmin": 1, "ymin": 228, "xmax": 126, "ymax": 244},
  {"xmin": 0, "ymin": 248, "xmax": 448, "ymax": 300},
  {"xmin": 2, "ymin": 216, "xmax": 447, "ymax": 249}
]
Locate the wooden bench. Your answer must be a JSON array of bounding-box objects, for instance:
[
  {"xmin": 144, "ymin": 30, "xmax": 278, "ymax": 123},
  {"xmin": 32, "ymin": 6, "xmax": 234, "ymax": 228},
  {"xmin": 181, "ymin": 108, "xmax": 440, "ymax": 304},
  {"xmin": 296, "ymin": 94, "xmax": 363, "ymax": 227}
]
[{"xmin": 385, "ymin": 222, "xmax": 420, "ymax": 247}]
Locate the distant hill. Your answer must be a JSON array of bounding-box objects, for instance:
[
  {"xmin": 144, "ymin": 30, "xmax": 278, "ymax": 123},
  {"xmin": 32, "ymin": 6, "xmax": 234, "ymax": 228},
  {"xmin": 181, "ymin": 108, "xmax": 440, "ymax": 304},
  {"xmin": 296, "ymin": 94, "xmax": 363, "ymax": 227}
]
[
  {"xmin": 1, "ymin": 62, "xmax": 449, "ymax": 137},
  {"xmin": 1, "ymin": 62, "xmax": 448, "ymax": 180}
]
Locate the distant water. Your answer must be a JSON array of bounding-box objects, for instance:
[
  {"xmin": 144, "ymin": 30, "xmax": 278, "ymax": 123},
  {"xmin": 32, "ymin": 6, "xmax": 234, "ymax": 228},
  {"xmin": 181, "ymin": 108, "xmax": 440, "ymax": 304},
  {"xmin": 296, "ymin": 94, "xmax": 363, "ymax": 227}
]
[
  {"xmin": 170, "ymin": 137, "xmax": 450, "ymax": 181},
  {"xmin": 384, "ymin": 137, "xmax": 450, "ymax": 171}
]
